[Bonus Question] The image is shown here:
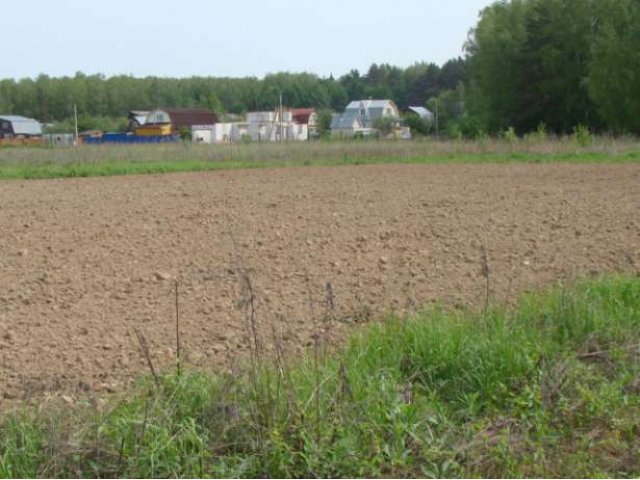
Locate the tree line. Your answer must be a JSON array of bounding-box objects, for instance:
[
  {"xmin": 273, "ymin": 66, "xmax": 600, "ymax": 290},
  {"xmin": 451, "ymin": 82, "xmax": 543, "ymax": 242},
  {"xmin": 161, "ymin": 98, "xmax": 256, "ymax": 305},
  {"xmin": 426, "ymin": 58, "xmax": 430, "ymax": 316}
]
[
  {"xmin": 1, "ymin": 0, "xmax": 639, "ymax": 137},
  {"xmin": 0, "ymin": 60, "xmax": 465, "ymax": 133}
]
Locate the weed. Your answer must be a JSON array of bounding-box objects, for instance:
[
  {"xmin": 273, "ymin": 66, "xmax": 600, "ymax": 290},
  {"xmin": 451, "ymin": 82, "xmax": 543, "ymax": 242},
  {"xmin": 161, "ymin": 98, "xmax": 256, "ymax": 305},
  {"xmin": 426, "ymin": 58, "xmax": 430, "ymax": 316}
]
[
  {"xmin": 573, "ymin": 124, "xmax": 592, "ymax": 147},
  {"xmin": 503, "ymin": 126, "xmax": 517, "ymax": 143}
]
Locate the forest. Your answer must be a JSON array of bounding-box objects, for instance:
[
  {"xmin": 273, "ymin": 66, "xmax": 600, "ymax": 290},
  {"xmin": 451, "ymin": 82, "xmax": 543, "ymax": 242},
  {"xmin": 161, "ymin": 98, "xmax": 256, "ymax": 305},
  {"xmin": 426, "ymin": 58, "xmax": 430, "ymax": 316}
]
[
  {"xmin": 464, "ymin": 0, "xmax": 640, "ymax": 136},
  {"xmin": 0, "ymin": 0, "xmax": 638, "ymax": 137}
]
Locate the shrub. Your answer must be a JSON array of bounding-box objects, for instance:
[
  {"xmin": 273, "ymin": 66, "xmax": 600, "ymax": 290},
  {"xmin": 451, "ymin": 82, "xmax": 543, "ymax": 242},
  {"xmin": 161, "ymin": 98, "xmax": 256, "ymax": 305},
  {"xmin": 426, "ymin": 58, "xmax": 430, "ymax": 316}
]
[
  {"xmin": 572, "ymin": 124, "xmax": 592, "ymax": 147},
  {"xmin": 536, "ymin": 122, "xmax": 548, "ymax": 140},
  {"xmin": 178, "ymin": 127, "xmax": 192, "ymax": 142},
  {"xmin": 504, "ymin": 126, "xmax": 517, "ymax": 143}
]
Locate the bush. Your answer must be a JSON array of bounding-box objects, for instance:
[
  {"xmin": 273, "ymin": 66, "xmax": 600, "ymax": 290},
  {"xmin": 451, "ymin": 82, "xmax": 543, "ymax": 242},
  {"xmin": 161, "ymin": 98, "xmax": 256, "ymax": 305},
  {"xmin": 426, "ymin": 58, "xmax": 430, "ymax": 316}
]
[
  {"xmin": 372, "ymin": 116, "xmax": 398, "ymax": 137},
  {"xmin": 536, "ymin": 122, "xmax": 548, "ymax": 140},
  {"xmin": 572, "ymin": 124, "xmax": 592, "ymax": 147},
  {"xmin": 315, "ymin": 109, "xmax": 334, "ymax": 138},
  {"xmin": 178, "ymin": 127, "xmax": 192, "ymax": 142},
  {"xmin": 404, "ymin": 114, "xmax": 432, "ymax": 137},
  {"xmin": 503, "ymin": 126, "xmax": 517, "ymax": 143}
]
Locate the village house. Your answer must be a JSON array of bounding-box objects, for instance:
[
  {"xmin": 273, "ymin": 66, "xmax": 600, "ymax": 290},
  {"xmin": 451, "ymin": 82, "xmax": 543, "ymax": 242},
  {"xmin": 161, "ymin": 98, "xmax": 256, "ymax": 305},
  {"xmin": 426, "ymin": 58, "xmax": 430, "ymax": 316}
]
[
  {"xmin": 291, "ymin": 108, "xmax": 317, "ymax": 138},
  {"xmin": 136, "ymin": 108, "xmax": 218, "ymax": 136},
  {"xmin": 0, "ymin": 115, "xmax": 42, "ymax": 140},
  {"xmin": 331, "ymin": 99, "xmax": 409, "ymax": 138},
  {"xmin": 192, "ymin": 108, "xmax": 312, "ymax": 144}
]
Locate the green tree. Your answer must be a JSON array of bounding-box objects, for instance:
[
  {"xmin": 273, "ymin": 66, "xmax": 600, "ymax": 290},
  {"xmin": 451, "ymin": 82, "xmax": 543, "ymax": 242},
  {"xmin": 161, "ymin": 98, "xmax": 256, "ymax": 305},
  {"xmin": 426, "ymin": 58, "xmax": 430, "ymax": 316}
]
[
  {"xmin": 465, "ymin": 0, "xmax": 611, "ymax": 135},
  {"xmin": 589, "ymin": 0, "xmax": 640, "ymax": 134},
  {"xmin": 403, "ymin": 113, "xmax": 432, "ymax": 136},
  {"xmin": 517, "ymin": 0, "xmax": 600, "ymax": 133},
  {"xmin": 315, "ymin": 109, "xmax": 334, "ymax": 138},
  {"xmin": 339, "ymin": 69, "xmax": 365, "ymax": 101},
  {"xmin": 427, "ymin": 87, "xmax": 467, "ymax": 137},
  {"xmin": 403, "ymin": 62, "xmax": 441, "ymax": 106},
  {"xmin": 206, "ymin": 92, "xmax": 225, "ymax": 116},
  {"xmin": 464, "ymin": 0, "xmax": 530, "ymax": 134}
]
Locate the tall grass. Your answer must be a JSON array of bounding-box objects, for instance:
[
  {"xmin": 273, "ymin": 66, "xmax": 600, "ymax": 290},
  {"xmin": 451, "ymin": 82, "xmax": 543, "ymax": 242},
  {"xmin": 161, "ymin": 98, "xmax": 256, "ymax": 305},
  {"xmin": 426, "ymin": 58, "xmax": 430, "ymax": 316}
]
[
  {"xmin": 1, "ymin": 137, "xmax": 640, "ymax": 180},
  {"xmin": 1, "ymin": 276, "xmax": 640, "ymax": 478}
]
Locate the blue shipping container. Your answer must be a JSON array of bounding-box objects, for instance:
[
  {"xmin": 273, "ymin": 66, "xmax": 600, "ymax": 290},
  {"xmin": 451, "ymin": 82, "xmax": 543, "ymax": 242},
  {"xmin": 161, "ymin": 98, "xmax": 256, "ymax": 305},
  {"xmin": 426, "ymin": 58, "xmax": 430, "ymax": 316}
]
[{"xmin": 84, "ymin": 133, "xmax": 180, "ymax": 144}]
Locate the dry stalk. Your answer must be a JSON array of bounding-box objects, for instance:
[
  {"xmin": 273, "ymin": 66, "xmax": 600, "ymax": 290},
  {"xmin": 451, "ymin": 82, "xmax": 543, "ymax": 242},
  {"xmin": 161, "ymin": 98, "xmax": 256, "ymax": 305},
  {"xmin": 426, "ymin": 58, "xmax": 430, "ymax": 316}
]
[
  {"xmin": 228, "ymin": 229, "xmax": 263, "ymax": 375},
  {"xmin": 174, "ymin": 279, "xmax": 181, "ymax": 373},
  {"xmin": 228, "ymin": 229, "xmax": 269, "ymax": 446},
  {"xmin": 116, "ymin": 435, "xmax": 126, "ymax": 477},
  {"xmin": 480, "ymin": 245, "xmax": 491, "ymax": 314},
  {"xmin": 303, "ymin": 265, "xmax": 317, "ymax": 323},
  {"xmin": 578, "ymin": 342, "xmax": 640, "ymax": 361},
  {"xmin": 273, "ymin": 309, "xmax": 303, "ymax": 433},
  {"xmin": 301, "ymin": 256, "xmax": 325, "ymax": 444},
  {"xmin": 237, "ymin": 266, "xmax": 262, "ymax": 373},
  {"xmin": 352, "ymin": 268, "xmax": 373, "ymax": 323},
  {"xmin": 133, "ymin": 327, "xmax": 160, "ymax": 388},
  {"xmin": 271, "ymin": 322, "xmax": 285, "ymax": 393},
  {"xmin": 313, "ymin": 332, "xmax": 321, "ymax": 445},
  {"xmin": 225, "ymin": 341, "xmax": 240, "ymax": 379},
  {"xmin": 322, "ymin": 281, "xmax": 337, "ymax": 356}
]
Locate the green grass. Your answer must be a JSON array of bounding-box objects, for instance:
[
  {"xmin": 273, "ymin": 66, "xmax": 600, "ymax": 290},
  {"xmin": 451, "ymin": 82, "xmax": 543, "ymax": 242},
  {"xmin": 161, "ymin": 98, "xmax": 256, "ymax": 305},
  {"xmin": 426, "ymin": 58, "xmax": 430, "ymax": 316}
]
[
  {"xmin": 1, "ymin": 275, "xmax": 639, "ymax": 478},
  {"xmin": 1, "ymin": 139, "xmax": 639, "ymax": 180}
]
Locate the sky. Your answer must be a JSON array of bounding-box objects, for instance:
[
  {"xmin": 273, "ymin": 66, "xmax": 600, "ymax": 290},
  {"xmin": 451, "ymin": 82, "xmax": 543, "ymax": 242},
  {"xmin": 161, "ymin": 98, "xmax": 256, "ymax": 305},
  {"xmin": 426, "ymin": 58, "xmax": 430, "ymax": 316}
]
[{"xmin": 2, "ymin": 0, "xmax": 494, "ymax": 80}]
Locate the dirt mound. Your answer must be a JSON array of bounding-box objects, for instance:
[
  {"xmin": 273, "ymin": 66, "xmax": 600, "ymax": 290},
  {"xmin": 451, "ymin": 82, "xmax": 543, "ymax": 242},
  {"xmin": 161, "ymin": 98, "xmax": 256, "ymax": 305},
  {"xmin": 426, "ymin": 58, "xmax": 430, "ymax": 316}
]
[{"xmin": 1, "ymin": 163, "xmax": 638, "ymax": 402}]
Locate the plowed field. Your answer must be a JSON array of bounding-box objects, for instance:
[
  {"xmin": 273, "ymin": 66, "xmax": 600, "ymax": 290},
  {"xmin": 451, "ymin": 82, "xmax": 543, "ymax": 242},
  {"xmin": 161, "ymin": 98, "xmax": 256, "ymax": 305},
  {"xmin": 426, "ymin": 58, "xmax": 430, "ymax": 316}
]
[{"xmin": 1, "ymin": 163, "xmax": 639, "ymax": 402}]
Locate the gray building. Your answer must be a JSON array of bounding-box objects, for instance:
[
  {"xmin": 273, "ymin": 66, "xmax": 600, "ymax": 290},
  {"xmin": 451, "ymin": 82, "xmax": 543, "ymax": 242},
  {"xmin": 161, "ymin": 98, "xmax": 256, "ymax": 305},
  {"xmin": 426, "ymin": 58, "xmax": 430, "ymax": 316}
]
[
  {"xmin": 0, "ymin": 115, "xmax": 43, "ymax": 139},
  {"xmin": 331, "ymin": 99, "xmax": 408, "ymax": 138},
  {"xmin": 407, "ymin": 106, "xmax": 435, "ymax": 123}
]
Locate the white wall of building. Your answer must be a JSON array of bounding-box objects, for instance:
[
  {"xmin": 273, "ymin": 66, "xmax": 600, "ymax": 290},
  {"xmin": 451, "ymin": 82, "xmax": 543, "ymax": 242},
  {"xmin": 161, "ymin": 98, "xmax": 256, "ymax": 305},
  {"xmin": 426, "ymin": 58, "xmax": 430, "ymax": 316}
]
[{"xmin": 190, "ymin": 111, "xmax": 309, "ymax": 144}]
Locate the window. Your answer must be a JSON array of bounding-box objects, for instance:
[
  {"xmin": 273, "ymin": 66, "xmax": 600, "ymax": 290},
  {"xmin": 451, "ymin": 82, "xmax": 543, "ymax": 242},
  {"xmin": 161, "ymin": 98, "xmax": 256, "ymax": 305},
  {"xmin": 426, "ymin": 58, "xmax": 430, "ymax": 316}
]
[{"xmin": 147, "ymin": 111, "xmax": 169, "ymax": 124}]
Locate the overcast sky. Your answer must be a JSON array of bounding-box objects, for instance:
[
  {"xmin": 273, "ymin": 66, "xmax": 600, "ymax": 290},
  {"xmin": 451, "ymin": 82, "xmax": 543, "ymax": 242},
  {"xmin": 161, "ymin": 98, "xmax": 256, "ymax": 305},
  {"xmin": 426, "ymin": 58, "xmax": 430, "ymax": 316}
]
[{"xmin": 2, "ymin": 0, "xmax": 494, "ymax": 80}]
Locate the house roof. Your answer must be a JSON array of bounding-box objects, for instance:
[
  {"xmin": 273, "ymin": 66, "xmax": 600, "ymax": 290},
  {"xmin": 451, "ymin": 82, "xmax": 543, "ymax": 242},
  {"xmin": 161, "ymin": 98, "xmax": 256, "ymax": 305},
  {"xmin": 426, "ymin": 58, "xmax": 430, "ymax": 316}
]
[
  {"xmin": 291, "ymin": 108, "xmax": 315, "ymax": 125},
  {"xmin": 345, "ymin": 99, "xmax": 395, "ymax": 110},
  {"xmin": 331, "ymin": 99, "xmax": 401, "ymax": 131},
  {"xmin": 128, "ymin": 111, "xmax": 149, "ymax": 124},
  {"xmin": 0, "ymin": 115, "xmax": 42, "ymax": 135},
  {"xmin": 408, "ymin": 106, "xmax": 434, "ymax": 119},
  {"xmin": 343, "ymin": 99, "xmax": 399, "ymax": 125},
  {"xmin": 146, "ymin": 108, "xmax": 219, "ymax": 128},
  {"xmin": 330, "ymin": 111, "xmax": 361, "ymax": 130},
  {"xmin": 128, "ymin": 110, "xmax": 150, "ymax": 117},
  {"xmin": 165, "ymin": 108, "xmax": 218, "ymax": 129}
]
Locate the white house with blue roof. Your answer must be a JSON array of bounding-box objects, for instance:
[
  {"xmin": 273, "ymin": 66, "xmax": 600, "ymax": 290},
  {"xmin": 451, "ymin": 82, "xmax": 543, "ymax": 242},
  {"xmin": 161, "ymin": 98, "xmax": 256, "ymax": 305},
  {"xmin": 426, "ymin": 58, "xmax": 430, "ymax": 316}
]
[{"xmin": 331, "ymin": 99, "xmax": 408, "ymax": 138}]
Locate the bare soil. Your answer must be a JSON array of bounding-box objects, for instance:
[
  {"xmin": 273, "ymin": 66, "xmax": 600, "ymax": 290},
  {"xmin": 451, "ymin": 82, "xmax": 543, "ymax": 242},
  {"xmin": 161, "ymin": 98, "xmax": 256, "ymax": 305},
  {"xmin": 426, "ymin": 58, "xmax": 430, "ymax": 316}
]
[{"xmin": 1, "ymin": 163, "xmax": 639, "ymax": 403}]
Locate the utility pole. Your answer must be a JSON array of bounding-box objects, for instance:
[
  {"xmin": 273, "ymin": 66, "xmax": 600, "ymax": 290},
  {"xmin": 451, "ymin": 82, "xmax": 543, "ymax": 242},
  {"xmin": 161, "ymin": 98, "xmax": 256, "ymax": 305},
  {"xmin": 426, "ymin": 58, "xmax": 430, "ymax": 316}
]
[
  {"xmin": 435, "ymin": 98, "xmax": 439, "ymax": 140},
  {"xmin": 279, "ymin": 93, "xmax": 283, "ymax": 142},
  {"xmin": 74, "ymin": 103, "xmax": 79, "ymax": 146}
]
